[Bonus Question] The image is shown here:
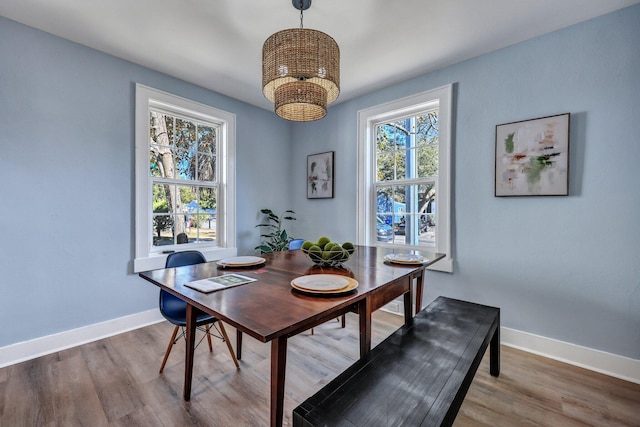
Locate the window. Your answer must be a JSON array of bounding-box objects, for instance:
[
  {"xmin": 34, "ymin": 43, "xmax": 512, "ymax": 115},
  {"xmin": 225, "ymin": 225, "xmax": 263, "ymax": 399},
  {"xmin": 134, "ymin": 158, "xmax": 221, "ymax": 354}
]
[
  {"xmin": 357, "ymin": 85, "xmax": 453, "ymax": 272},
  {"xmin": 134, "ymin": 85, "xmax": 236, "ymax": 272}
]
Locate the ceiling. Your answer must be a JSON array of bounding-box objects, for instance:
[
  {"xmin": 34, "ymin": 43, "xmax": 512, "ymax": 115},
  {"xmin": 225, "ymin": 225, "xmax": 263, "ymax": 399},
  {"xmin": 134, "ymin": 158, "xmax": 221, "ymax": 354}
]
[{"xmin": 2, "ymin": 0, "xmax": 638, "ymax": 112}]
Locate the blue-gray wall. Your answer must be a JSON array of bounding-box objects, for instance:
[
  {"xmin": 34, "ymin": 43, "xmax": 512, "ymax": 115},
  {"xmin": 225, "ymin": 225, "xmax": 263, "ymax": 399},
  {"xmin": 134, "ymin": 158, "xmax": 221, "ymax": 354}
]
[
  {"xmin": 1, "ymin": 4, "xmax": 639, "ymax": 361},
  {"xmin": 290, "ymin": 5, "xmax": 640, "ymax": 359},
  {"xmin": 0, "ymin": 16, "xmax": 291, "ymax": 347}
]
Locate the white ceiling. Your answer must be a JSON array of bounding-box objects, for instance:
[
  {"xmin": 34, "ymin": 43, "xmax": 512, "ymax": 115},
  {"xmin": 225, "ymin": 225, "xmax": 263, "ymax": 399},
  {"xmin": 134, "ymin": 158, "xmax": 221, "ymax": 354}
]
[{"xmin": 2, "ymin": 0, "xmax": 638, "ymax": 112}]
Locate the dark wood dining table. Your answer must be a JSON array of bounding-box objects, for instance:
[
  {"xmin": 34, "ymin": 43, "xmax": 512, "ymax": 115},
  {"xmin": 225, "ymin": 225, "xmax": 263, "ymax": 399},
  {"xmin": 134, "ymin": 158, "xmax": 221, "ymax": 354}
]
[{"xmin": 138, "ymin": 245, "xmax": 444, "ymax": 427}]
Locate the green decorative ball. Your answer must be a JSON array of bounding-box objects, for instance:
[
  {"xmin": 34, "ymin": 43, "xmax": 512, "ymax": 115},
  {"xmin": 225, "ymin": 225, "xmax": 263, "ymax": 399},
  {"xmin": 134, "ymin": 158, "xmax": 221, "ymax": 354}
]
[
  {"xmin": 317, "ymin": 236, "xmax": 331, "ymax": 248},
  {"xmin": 342, "ymin": 242, "xmax": 355, "ymax": 254}
]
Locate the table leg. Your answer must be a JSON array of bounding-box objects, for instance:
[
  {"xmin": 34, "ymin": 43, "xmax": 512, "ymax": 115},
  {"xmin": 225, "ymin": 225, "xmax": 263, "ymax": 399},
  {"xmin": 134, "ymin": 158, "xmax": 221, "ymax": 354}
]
[
  {"xmin": 415, "ymin": 270, "xmax": 424, "ymax": 315},
  {"xmin": 270, "ymin": 336, "xmax": 287, "ymax": 427},
  {"xmin": 490, "ymin": 312, "xmax": 500, "ymax": 377},
  {"xmin": 358, "ymin": 298, "xmax": 372, "ymax": 358},
  {"xmin": 183, "ymin": 304, "xmax": 197, "ymax": 401},
  {"xmin": 236, "ymin": 330, "xmax": 243, "ymax": 360}
]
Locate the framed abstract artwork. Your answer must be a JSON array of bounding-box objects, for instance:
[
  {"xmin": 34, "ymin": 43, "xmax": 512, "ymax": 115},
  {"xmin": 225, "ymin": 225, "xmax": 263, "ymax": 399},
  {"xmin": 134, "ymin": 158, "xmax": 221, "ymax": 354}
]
[
  {"xmin": 307, "ymin": 151, "xmax": 334, "ymax": 199},
  {"xmin": 495, "ymin": 113, "xmax": 570, "ymax": 197}
]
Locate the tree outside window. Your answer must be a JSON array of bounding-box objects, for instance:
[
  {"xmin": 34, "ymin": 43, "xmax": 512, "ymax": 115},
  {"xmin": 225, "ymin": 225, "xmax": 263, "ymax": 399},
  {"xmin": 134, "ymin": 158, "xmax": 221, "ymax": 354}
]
[
  {"xmin": 375, "ymin": 111, "xmax": 439, "ymax": 248},
  {"xmin": 149, "ymin": 111, "xmax": 218, "ymax": 247}
]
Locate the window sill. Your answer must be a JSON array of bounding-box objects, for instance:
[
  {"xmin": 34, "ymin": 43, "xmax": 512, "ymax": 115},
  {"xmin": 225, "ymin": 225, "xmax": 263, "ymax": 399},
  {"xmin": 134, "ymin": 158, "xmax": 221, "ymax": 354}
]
[
  {"xmin": 427, "ymin": 256, "xmax": 453, "ymax": 273},
  {"xmin": 133, "ymin": 246, "xmax": 238, "ymax": 273}
]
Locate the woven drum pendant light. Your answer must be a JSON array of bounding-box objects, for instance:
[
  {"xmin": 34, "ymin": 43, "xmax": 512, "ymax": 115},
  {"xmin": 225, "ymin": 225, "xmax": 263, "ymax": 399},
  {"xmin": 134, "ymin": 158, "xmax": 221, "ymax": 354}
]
[{"xmin": 262, "ymin": 0, "xmax": 340, "ymax": 122}]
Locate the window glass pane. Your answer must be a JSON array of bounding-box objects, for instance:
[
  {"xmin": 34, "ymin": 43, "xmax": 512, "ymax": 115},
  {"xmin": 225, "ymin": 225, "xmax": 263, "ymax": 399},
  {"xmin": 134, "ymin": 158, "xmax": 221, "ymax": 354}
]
[
  {"xmin": 421, "ymin": 185, "xmax": 436, "ymax": 247},
  {"xmin": 417, "ymin": 112, "xmax": 439, "ymax": 178},
  {"xmin": 189, "ymin": 210, "xmax": 216, "ymax": 244},
  {"xmin": 376, "ymin": 150, "xmax": 394, "ymax": 182},
  {"xmin": 179, "ymin": 186, "xmax": 217, "ymax": 245},
  {"xmin": 152, "ymin": 215, "xmax": 173, "ymax": 247},
  {"xmin": 393, "ymin": 185, "xmax": 406, "ymax": 205},
  {"xmin": 197, "ymin": 153, "xmax": 216, "ymax": 182},
  {"xmin": 177, "ymin": 185, "xmax": 197, "ymax": 214},
  {"xmin": 394, "ymin": 149, "xmax": 406, "ymax": 180},
  {"xmin": 416, "ymin": 142, "xmax": 438, "ymax": 178},
  {"xmin": 199, "ymin": 187, "xmax": 217, "ymax": 212},
  {"xmin": 376, "ymin": 124, "xmax": 395, "ymax": 182},
  {"xmin": 375, "ymin": 186, "xmax": 392, "ymax": 242},
  {"xmin": 391, "ymin": 120, "xmax": 407, "ymax": 147},
  {"xmin": 174, "ymin": 119, "xmax": 196, "ymax": 181},
  {"xmin": 198, "ymin": 125, "xmax": 216, "ymax": 156},
  {"xmin": 375, "ymin": 125, "xmax": 391, "ymax": 154},
  {"xmin": 175, "ymin": 118, "xmax": 196, "ymax": 151},
  {"xmin": 150, "ymin": 112, "xmax": 172, "ymax": 147},
  {"xmin": 149, "ymin": 146, "xmax": 163, "ymax": 177},
  {"xmin": 153, "ymin": 183, "xmax": 172, "ymax": 213},
  {"xmin": 416, "ymin": 112, "xmax": 438, "ymax": 142},
  {"xmin": 174, "ymin": 214, "xmax": 189, "ymax": 244},
  {"xmin": 175, "ymin": 148, "xmax": 195, "ymax": 180},
  {"xmin": 376, "ymin": 187, "xmax": 393, "ymax": 218},
  {"xmin": 166, "ymin": 116, "xmax": 174, "ymax": 145},
  {"xmin": 150, "ymin": 145, "xmax": 178, "ymax": 178}
]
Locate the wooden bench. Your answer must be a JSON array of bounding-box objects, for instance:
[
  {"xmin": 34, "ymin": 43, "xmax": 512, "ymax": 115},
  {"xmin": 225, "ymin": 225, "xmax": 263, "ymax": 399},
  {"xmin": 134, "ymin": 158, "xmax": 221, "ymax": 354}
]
[{"xmin": 293, "ymin": 297, "xmax": 500, "ymax": 427}]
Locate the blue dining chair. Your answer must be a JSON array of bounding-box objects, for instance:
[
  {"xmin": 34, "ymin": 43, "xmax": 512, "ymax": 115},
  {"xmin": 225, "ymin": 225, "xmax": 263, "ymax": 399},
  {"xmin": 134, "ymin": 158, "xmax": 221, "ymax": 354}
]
[
  {"xmin": 288, "ymin": 239, "xmax": 305, "ymax": 250},
  {"xmin": 158, "ymin": 250, "xmax": 239, "ymax": 373}
]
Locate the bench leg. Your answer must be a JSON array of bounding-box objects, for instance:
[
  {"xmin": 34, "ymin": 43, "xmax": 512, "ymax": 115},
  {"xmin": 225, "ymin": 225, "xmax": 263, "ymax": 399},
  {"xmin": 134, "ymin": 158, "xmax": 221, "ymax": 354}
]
[
  {"xmin": 490, "ymin": 313, "xmax": 500, "ymax": 377},
  {"xmin": 358, "ymin": 298, "xmax": 372, "ymax": 357},
  {"xmin": 414, "ymin": 271, "xmax": 424, "ymax": 315},
  {"xmin": 403, "ymin": 289, "xmax": 413, "ymax": 328}
]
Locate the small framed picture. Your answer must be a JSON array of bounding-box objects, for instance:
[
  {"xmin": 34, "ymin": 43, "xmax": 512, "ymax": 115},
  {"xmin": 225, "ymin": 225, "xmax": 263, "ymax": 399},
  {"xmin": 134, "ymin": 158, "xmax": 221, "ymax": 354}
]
[
  {"xmin": 495, "ymin": 113, "xmax": 570, "ymax": 197},
  {"xmin": 307, "ymin": 151, "xmax": 334, "ymax": 199}
]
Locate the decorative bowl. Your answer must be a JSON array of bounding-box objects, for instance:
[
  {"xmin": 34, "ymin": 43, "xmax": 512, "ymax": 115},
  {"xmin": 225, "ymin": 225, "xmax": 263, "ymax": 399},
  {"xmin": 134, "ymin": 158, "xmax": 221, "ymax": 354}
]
[{"xmin": 302, "ymin": 245, "xmax": 355, "ymax": 267}]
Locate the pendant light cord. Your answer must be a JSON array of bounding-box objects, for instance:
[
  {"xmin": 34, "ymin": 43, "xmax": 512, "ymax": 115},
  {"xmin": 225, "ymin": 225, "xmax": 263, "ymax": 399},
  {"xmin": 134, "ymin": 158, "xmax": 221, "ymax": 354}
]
[{"xmin": 299, "ymin": 0, "xmax": 304, "ymax": 28}]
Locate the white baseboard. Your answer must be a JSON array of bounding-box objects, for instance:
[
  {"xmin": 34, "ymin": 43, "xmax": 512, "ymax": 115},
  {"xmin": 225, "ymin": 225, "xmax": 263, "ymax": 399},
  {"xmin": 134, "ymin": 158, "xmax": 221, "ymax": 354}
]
[
  {"xmin": 2, "ymin": 310, "xmax": 639, "ymax": 386},
  {"xmin": 501, "ymin": 327, "xmax": 640, "ymax": 385},
  {"xmin": 380, "ymin": 308, "xmax": 639, "ymax": 385},
  {"xmin": 0, "ymin": 309, "xmax": 165, "ymax": 369}
]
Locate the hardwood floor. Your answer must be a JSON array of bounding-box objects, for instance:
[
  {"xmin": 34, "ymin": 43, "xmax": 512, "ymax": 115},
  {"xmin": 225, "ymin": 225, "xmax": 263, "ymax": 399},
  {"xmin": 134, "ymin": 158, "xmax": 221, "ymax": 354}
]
[{"xmin": 1, "ymin": 311, "xmax": 639, "ymax": 426}]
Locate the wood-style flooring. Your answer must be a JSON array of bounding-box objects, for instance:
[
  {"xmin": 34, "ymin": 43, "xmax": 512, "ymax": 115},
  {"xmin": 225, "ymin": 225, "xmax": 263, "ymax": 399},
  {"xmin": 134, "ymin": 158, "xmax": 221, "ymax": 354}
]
[{"xmin": 1, "ymin": 311, "xmax": 639, "ymax": 426}]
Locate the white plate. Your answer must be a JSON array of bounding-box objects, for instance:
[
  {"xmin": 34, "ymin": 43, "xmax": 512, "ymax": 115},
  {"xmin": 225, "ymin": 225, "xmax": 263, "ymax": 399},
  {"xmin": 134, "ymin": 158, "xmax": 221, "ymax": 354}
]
[
  {"xmin": 384, "ymin": 253, "xmax": 426, "ymax": 265},
  {"xmin": 217, "ymin": 256, "xmax": 266, "ymax": 267},
  {"xmin": 291, "ymin": 279, "xmax": 359, "ymax": 295},
  {"xmin": 291, "ymin": 274, "xmax": 351, "ymax": 292}
]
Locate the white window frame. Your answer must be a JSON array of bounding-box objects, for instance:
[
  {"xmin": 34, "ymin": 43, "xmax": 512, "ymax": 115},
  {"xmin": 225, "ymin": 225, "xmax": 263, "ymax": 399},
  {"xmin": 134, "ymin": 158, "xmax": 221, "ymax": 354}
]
[
  {"xmin": 134, "ymin": 84, "xmax": 236, "ymax": 272},
  {"xmin": 357, "ymin": 84, "xmax": 453, "ymax": 272}
]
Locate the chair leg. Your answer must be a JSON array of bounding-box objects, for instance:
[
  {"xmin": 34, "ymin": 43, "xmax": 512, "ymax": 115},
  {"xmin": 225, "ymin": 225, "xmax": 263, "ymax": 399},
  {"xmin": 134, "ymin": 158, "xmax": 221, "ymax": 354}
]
[
  {"xmin": 311, "ymin": 315, "xmax": 345, "ymax": 335},
  {"xmin": 217, "ymin": 322, "xmax": 239, "ymax": 368},
  {"xmin": 205, "ymin": 325, "xmax": 213, "ymax": 352},
  {"xmin": 159, "ymin": 325, "xmax": 180, "ymax": 373}
]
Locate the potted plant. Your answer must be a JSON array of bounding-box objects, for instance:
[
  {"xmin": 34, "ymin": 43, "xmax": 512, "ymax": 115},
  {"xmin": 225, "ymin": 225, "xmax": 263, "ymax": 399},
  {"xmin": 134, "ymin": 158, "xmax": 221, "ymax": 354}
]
[{"xmin": 255, "ymin": 209, "xmax": 297, "ymax": 253}]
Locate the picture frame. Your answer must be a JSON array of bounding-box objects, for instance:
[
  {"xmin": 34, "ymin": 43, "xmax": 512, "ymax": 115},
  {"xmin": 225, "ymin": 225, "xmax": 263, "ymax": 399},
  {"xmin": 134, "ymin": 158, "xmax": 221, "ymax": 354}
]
[
  {"xmin": 307, "ymin": 151, "xmax": 334, "ymax": 199},
  {"xmin": 495, "ymin": 113, "xmax": 570, "ymax": 197}
]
